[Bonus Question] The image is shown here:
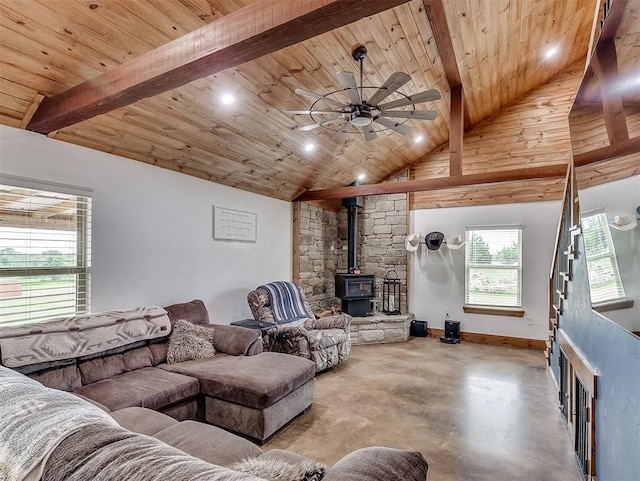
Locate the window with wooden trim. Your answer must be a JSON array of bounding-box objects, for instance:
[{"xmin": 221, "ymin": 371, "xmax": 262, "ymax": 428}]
[
  {"xmin": 465, "ymin": 226, "xmax": 522, "ymax": 308},
  {"xmin": 0, "ymin": 181, "xmax": 92, "ymax": 326},
  {"xmin": 581, "ymin": 210, "xmax": 625, "ymax": 304}
]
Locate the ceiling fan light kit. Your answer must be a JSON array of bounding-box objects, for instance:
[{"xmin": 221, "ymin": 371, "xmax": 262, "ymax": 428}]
[
  {"xmin": 350, "ymin": 110, "xmax": 373, "ymax": 127},
  {"xmin": 287, "ymin": 46, "xmax": 441, "ymax": 141}
]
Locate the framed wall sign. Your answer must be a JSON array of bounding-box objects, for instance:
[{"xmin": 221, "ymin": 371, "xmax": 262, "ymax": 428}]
[{"xmin": 213, "ymin": 206, "xmax": 257, "ymax": 242}]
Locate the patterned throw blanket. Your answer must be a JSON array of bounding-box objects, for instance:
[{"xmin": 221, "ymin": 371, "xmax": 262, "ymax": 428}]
[
  {"xmin": 0, "ymin": 365, "xmax": 117, "ymax": 481},
  {"xmin": 259, "ymin": 282, "xmax": 313, "ymax": 324},
  {"xmin": 0, "ymin": 306, "xmax": 171, "ymax": 368}
]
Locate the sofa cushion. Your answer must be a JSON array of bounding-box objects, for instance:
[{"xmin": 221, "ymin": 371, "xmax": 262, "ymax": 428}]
[
  {"xmin": 78, "ymin": 346, "xmax": 156, "ymax": 385},
  {"xmin": 210, "ymin": 324, "xmax": 262, "ymax": 356},
  {"xmin": 160, "ymin": 352, "xmax": 315, "ymax": 409},
  {"xmin": 74, "ymin": 393, "xmax": 111, "ymax": 412},
  {"xmin": 111, "ymin": 406, "xmax": 178, "ymax": 436},
  {"xmin": 41, "ymin": 423, "xmax": 265, "ymax": 481},
  {"xmin": 149, "ymin": 341, "xmax": 169, "ymax": 365},
  {"xmin": 122, "ymin": 346, "xmax": 154, "ymax": 371},
  {"xmin": 154, "ymin": 420, "xmax": 263, "ymax": 468},
  {"xmin": 78, "ymin": 354, "xmax": 126, "ymax": 385},
  {"xmin": 74, "ymin": 366, "xmax": 199, "ymax": 411},
  {"xmin": 164, "ymin": 299, "xmax": 209, "ymax": 326},
  {"xmin": 27, "ymin": 364, "xmax": 82, "ymax": 392}
]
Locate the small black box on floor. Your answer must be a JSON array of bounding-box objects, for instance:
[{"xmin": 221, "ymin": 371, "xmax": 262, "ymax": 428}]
[
  {"xmin": 440, "ymin": 320, "xmax": 461, "ymax": 344},
  {"xmin": 410, "ymin": 320, "xmax": 428, "ymax": 337}
]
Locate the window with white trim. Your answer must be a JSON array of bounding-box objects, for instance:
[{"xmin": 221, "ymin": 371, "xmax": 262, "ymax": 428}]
[
  {"xmin": 581, "ymin": 209, "xmax": 625, "ymax": 304},
  {"xmin": 0, "ymin": 181, "xmax": 92, "ymax": 326},
  {"xmin": 465, "ymin": 226, "xmax": 522, "ymax": 308}
]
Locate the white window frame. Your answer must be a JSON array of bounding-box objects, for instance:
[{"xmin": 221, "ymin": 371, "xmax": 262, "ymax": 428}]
[
  {"xmin": 580, "ymin": 209, "xmax": 625, "ymax": 305},
  {"xmin": 464, "ymin": 225, "xmax": 523, "ymax": 310},
  {"xmin": 0, "ymin": 175, "xmax": 92, "ymax": 326}
]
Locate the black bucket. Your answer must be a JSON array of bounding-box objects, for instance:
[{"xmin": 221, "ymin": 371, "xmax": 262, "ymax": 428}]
[{"xmin": 410, "ymin": 320, "xmax": 428, "ymax": 337}]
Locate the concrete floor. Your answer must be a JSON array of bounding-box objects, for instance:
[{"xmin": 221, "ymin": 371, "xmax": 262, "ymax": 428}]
[{"xmin": 266, "ymin": 337, "xmax": 583, "ymax": 481}]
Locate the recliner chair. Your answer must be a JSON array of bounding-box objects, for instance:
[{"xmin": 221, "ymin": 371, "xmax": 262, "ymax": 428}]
[{"xmin": 247, "ymin": 281, "xmax": 351, "ymax": 372}]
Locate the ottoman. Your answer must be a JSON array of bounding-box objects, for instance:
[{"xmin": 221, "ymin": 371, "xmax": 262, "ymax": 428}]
[{"xmin": 160, "ymin": 351, "xmax": 316, "ymax": 442}]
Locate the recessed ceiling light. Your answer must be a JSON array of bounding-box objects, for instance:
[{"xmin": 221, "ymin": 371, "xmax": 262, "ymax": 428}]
[
  {"xmin": 303, "ymin": 142, "xmax": 316, "ymax": 153},
  {"xmin": 414, "ymin": 135, "xmax": 425, "ymax": 144},
  {"xmin": 357, "ymin": 173, "xmax": 366, "ymax": 181},
  {"xmin": 543, "ymin": 45, "xmax": 559, "ymax": 60},
  {"xmin": 221, "ymin": 93, "xmax": 235, "ymax": 105}
]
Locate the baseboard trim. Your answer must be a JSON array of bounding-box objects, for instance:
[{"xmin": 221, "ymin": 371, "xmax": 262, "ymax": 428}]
[{"xmin": 427, "ymin": 328, "xmax": 545, "ymax": 350}]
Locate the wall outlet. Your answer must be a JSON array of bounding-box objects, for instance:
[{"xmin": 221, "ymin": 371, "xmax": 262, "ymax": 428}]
[{"xmin": 526, "ymin": 316, "xmax": 534, "ymax": 326}]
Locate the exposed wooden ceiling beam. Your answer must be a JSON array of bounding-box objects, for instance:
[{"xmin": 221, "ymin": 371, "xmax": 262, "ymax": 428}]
[
  {"xmin": 449, "ymin": 84, "xmax": 464, "ymax": 176},
  {"xmin": 422, "ymin": 0, "xmax": 460, "ymax": 86},
  {"xmin": 573, "ymin": 136, "xmax": 640, "ymax": 167},
  {"xmin": 575, "ymin": 91, "xmax": 640, "ymax": 105},
  {"xmin": 422, "ymin": 0, "xmax": 472, "ymax": 130},
  {"xmin": 574, "ymin": 0, "xmax": 628, "ymax": 105},
  {"xmin": 26, "ymin": 0, "xmax": 411, "ymax": 134},
  {"xmin": 295, "ymin": 164, "xmax": 568, "ymax": 201},
  {"xmin": 591, "ymin": 40, "xmax": 629, "ymax": 144}
]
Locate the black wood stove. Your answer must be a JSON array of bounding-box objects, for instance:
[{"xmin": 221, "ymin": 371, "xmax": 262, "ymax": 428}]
[{"xmin": 335, "ymin": 195, "xmax": 375, "ymax": 316}]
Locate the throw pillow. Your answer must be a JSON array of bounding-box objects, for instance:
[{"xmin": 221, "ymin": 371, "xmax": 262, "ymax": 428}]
[
  {"xmin": 231, "ymin": 457, "xmax": 327, "ymax": 481},
  {"xmin": 166, "ymin": 319, "xmax": 216, "ymax": 364}
]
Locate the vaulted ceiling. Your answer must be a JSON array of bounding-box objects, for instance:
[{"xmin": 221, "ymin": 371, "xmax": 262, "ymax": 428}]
[{"xmin": 0, "ymin": 0, "xmax": 627, "ymax": 202}]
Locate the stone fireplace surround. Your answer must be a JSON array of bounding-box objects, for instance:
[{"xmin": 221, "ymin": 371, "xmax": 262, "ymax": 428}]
[
  {"xmin": 350, "ymin": 313, "xmax": 415, "ymax": 345},
  {"xmin": 296, "ymin": 174, "xmax": 409, "ymax": 323}
]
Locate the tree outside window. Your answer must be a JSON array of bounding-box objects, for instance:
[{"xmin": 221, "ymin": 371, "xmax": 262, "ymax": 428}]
[
  {"xmin": 581, "ymin": 211, "xmax": 625, "ymax": 304},
  {"xmin": 0, "ymin": 183, "xmax": 91, "ymax": 326},
  {"xmin": 465, "ymin": 227, "xmax": 522, "ymax": 308}
]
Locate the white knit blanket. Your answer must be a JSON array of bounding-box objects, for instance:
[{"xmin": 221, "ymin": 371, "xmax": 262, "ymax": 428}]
[{"xmin": 0, "ymin": 365, "xmax": 117, "ymax": 481}]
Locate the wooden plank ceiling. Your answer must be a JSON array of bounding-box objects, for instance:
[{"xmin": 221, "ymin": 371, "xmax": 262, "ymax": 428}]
[{"xmin": 0, "ymin": 0, "xmax": 603, "ymax": 202}]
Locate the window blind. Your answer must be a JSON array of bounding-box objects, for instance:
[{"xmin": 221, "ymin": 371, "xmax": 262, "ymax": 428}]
[
  {"xmin": 0, "ymin": 183, "xmax": 92, "ymax": 326},
  {"xmin": 581, "ymin": 211, "xmax": 625, "ymax": 303},
  {"xmin": 465, "ymin": 226, "xmax": 522, "ymax": 308}
]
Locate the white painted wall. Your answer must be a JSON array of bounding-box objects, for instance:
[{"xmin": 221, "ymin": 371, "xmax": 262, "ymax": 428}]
[
  {"xmin": 0, "ymin": 125, "xmax": 292, "ymax": 323},
  {"xmin": 578, "ymin": 175, "xmax": 640, "ymax": 333},
  {"xmin": 409, "ymin": 201, "xmax": 561, "ymax": 340}
]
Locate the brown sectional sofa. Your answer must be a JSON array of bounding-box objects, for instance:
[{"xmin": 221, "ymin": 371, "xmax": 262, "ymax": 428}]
[
  {"xmin": 1, "ymin": 300, "xmax": 316, "ymax": 442},
  {"xmin": 0, "ymin": 304, "xmax": 430, "ymax": 481},
  {"xmin": 27, "ymin": 399, "xmax": 430, "ymax": 480},
  {"xmin": 101, "ymin": 406, "xmax": 429, "ymax": 481}
]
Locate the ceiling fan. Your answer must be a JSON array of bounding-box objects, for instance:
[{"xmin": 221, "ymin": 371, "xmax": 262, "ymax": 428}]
[{"xmin": 286, "ymin": 46, "xmax": 441, "ymax": 142}]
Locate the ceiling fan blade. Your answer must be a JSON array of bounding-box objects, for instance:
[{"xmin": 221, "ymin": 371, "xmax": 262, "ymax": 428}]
[
  {"xmin": 367, "ymin": 72, "xmax": 411, "ymax": 105},
  {"xmin": 378, "ymin": 89, "xmax": 441, "ymax": 110},
  {"xmin": 374, "ymin": 117, "xmax": 412, "ymax": 136},
  {"xmin": 299, "ymin": 117, "xmax": 345, "ymax": 131},
  {"xmin": 330, "ymin": 121, "xmax": 352, "ymax": 139},
  {"xmin": 380, "ymin": 110, "xmax": 438, "ymax": 120},
  {"xmin": 285, "ymin": 110, "xmax": 342, "ymax": 115},
  {"xmin": 295, "ymin": 88, "xmax": 346, "ymax": 108},
  {"xmin": 362, "ymin": 124, "xmax": 378, "ymax": 142},
  {"xmin": 336, "ymin": 71, "xmax": 361, "ymax": 105}
]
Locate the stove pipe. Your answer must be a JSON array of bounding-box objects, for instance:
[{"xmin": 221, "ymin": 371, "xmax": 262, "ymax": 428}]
[{"xmin": 342, "ymin": 196, "xmax": 364, "ymax": 272}]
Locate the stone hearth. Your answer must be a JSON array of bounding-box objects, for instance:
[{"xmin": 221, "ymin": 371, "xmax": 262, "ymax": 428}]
[{"xmin": 350, "ymin": 313, "xmax": 414, "ymax": 345}]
